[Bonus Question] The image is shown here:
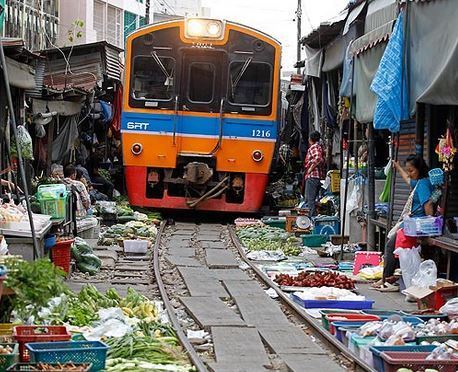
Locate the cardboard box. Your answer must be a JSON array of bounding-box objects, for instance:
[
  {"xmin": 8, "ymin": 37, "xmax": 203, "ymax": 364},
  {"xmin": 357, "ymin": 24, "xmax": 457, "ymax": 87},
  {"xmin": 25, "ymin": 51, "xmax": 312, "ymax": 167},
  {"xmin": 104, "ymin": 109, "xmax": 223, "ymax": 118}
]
[{"xmin": 403, "ymin": 282, "xmax": 458, "ymax": 310}]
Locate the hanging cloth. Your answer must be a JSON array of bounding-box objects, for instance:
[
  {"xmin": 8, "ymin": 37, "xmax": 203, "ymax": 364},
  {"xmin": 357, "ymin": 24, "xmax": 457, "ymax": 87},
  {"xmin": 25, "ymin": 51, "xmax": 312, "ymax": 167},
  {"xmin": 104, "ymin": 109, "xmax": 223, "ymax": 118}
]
[
  {"xmin": 370, "ymin": 12, "xmax": 409, "ymax": 133},
  {"xmin": 110, "ymin": 86, "xmax": 123, "ymax": 139}
]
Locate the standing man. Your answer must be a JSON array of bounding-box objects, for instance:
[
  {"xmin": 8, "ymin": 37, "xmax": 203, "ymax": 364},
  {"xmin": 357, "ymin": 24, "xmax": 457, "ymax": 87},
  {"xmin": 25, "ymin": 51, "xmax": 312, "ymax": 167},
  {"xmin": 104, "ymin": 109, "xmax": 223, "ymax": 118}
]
[{"xmin": 304, "ymin": 131, "xmax": 325, "ymax": 216}]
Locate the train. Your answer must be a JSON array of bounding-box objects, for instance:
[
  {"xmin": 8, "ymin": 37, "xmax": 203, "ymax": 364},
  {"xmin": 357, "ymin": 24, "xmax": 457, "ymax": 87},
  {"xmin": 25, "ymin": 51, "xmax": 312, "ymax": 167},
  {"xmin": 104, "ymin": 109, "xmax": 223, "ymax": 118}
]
[{"xmin": 121, "ymin": 17, "xmax": 281, "ymax": 212}]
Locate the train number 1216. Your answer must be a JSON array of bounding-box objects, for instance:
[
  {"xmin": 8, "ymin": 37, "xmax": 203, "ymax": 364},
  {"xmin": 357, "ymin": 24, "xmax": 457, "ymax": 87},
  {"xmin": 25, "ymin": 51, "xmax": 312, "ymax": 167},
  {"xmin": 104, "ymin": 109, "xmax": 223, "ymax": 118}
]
[{"xmin": 251, "ymin": 129, "xmax": 271, "ymax": 138}]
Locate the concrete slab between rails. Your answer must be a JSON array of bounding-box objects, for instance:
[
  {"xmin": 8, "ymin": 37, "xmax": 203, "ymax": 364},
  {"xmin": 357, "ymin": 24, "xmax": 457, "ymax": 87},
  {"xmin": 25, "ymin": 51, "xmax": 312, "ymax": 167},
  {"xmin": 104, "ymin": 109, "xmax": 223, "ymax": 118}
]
[
  {"xmin": 257, "ymin": 325, "xmax": 326, "ymax": 355},
  {"xmin": 165, "ymin": 256, "xmax": 202, "ymax": 267},
  {"xmin": 111, "ymin": 278, "xmax": 151, "ymax": 285},
  {"xmin": 179, "ymin": 296, "xmax": 246, "ymax": 329},
  {"xmin": 92, "ymin": 249, "xmax": 118, "ymax": 260},
  {"xmin": 205, "ymin": 249, "xmax": 239, "ymax": 268},
  {"xmin": 209, "ymin": 269, "xmax": 251, "ymax": 281},
  {"xmin": 232, "ymin": 295, "xmax": 291, "ymax": 327},
  {"xmin": 207, "ymin": 362, "xmax": 270, "ymax": 372},
  {"xmin": 221, "ymin": 280, "xmax": 267, "ymax": 297},
  {"xmin": 211, "ymin": 326, "xmax": 270, "ymax": 365},
  {"xmin": 201, "ymin": 241, "xmax": 227, "ymax": 249},
  {"xmin": 167, "ymin": 239, "xmax": 193, "ymax": 247},
  {"xmin": 115, "ymin": 265, "xmax": 149, "ymax": 272},
  {"xmin": 165, "ymin": 248, "xmax": 196, "ymax": 257},
  {"xmin": 278, "ymin": 353, "xmax": 344, "ymax": 371},
  {"xmin": 177, "ymin": 267, "xmax": 229, "ymax": 297}
]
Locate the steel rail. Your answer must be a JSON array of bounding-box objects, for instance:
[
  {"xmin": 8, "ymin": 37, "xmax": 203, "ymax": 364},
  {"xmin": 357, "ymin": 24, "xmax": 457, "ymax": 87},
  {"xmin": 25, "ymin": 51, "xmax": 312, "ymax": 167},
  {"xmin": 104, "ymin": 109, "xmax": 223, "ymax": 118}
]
[
  {"xmin": 153, "ymin": 221, "xmax": 209, "ymax": 372},
  {"xmin": 228, "ymin": 226, "xmax": 375, "ymax": 372}
]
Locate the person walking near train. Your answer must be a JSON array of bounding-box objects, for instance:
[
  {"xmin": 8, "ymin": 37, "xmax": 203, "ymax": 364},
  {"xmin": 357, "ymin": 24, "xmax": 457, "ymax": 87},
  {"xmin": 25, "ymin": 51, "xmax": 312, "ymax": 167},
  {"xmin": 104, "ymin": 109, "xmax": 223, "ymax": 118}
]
[{"xmin": 304, "ymin": 131, "xmax": 326, "ymax": 216}]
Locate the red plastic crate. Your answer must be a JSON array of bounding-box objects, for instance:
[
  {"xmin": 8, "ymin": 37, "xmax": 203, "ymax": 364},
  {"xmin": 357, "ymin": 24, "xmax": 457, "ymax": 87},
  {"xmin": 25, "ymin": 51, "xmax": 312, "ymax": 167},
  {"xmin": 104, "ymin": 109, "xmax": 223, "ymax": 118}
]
[
  {"xmin": 50, "ymin": 239, "xmax": 74, "ymax": 274},
  {"xmin": 326, "ymin": 314, "xmax": 380, "ymax": 335},
  {"xmin": 381, "ymin": 351, "xmax": 458, "ymax": 372},
  {"xmin": 12, "ymin": 326, "xmax": 71, "ymax": 362}
]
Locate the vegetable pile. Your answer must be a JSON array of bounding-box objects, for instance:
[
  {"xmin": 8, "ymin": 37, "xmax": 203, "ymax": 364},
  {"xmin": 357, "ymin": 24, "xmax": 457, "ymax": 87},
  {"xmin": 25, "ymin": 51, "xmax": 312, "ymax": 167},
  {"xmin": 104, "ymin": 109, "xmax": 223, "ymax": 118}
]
[
  {"xmin": 236, "ymin": 226, "xmax": 302, "ymax": 256},
  {"xmin": 274, "ymin": 271, "xmax": 356, "ymax": 289},
  {"xmin": 98, "ymin": 221, "xmax": 157, "ymax": 246}
]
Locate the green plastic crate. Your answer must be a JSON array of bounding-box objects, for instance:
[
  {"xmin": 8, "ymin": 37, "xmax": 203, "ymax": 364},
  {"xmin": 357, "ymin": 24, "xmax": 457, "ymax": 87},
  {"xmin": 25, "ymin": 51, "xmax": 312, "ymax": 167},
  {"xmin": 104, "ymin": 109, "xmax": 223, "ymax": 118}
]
[
  {"xmin": 301, "ymin": 234, "xmax": 328, "ymax": 247},
  {"xmin": 416, "ymin": 334, "xmax": 458, "ymax": 344},
  {"xmin": 37, "ymin": 194, "xmax": 68, "ymax": 219},
  {"xmin": 0, "ymin": 343, "xmax": 19, "ymax": 371}
]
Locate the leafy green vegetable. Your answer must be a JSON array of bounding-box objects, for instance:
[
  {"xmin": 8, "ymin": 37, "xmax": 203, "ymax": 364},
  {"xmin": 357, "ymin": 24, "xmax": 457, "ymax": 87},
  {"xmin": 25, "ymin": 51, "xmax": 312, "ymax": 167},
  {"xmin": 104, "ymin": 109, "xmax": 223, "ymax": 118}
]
[{"xmin": 4, "ymin": 258, "xmax": 71, "ymax": 320}]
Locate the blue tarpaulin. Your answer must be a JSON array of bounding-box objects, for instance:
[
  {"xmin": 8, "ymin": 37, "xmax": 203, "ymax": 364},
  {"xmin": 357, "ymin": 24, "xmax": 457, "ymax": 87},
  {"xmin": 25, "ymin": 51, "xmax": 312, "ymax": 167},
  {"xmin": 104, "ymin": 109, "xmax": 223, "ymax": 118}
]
[{"xmin": 370, "ymin": 12, "xmax": 408, "ymax": 133}]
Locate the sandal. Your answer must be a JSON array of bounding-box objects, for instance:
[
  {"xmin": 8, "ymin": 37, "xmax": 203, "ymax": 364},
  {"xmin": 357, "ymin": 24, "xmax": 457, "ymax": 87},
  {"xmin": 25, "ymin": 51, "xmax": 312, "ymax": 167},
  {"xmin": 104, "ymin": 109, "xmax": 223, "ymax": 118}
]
[
  {"xmin": 376, "ymin": 282, "xmax": 399, "ymax": 292},
  {"xmin": 369, "ymin": 279, "xmax": 384, "ymax": 290}
]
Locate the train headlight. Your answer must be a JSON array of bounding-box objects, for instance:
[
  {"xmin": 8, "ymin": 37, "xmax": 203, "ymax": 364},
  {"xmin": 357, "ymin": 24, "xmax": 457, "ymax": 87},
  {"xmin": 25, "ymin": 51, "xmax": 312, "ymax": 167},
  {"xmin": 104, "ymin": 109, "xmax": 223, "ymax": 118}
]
[
  {"xmin": 185, "ymin": 18, "xmax": 225, "ymax": 40},
  {"xmin": 131, "ymin": 143, "xmax": 143, "ymax": 155},
  {"xmin": 252, "ymin": 150, "xmax": 264, "ymax": 162}
]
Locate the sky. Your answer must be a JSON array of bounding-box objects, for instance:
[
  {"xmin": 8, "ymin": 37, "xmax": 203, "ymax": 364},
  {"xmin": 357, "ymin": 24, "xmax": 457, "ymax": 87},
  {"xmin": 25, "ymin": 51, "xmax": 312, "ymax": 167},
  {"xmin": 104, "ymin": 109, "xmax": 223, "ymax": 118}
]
[{"xmin": 202, "ymin": 0, "xmax": 349, "ymax": 72}]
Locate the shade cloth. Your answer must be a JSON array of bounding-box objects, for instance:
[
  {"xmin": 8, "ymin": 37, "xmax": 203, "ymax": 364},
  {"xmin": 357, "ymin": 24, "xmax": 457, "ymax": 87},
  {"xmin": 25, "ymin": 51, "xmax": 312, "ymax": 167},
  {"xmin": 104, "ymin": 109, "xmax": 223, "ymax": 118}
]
[
  {"xmin": 304, "ymin": 46, "xmax": 323, "ymax": 78},
  {"xmin": 409, "ymin": 0, "xmax": 458, "ymax": 112}
]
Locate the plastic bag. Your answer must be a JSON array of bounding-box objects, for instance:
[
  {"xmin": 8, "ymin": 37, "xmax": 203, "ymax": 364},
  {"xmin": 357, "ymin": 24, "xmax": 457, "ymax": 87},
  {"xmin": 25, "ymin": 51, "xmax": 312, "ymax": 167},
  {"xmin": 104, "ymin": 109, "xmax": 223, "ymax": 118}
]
[
  {"xmin": 11, "ymin": 125, "xmax": 34, "ymax": 160},
  {"xmin": 412, "ymin": 260, "xmax": 437, "ymax": 288},
  {"xmin": 395, "ymin": 228, "xmax": 418, "ymax": 249},
  {"xmin": 440, "ymin": 298, "xmax": 458, "ymax": 320},
  {"xmin": 394, "ymin": 246, "xmax": 422, "ymax": 288}
]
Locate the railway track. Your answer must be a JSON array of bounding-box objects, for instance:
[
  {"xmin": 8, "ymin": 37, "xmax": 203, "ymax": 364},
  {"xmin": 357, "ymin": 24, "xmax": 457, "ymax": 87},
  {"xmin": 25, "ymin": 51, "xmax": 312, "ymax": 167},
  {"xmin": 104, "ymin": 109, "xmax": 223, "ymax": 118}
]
[{"xmin": 153, "ymin": 221, "xmax": 374, "ymax": 372}]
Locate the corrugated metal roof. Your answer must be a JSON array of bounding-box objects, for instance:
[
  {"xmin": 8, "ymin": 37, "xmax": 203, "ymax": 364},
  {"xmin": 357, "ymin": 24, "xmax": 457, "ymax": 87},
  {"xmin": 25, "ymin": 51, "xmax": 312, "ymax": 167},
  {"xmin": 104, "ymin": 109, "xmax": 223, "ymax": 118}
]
[{"xmin": 40, "ymin": 41, "xmax": 122, "ymax": 92}]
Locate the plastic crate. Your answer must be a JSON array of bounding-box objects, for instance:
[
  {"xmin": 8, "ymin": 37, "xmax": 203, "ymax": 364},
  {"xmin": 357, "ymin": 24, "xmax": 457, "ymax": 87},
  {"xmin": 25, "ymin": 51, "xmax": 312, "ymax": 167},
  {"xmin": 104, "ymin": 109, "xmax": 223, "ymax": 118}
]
[
  {"xmin": 416, "ymin": 334, "xmax": 458, "ymax": 344},
  {"xmin": 37, "ymin": 195, "xmax": 68, "ymax": 220},
  {"xmin": 26, "ymin": 341, "xmax": 108, "ymax": 371},
  {"xmin": 429, "ymin": 168, "xmax": 445, "ymax": 186},
  {"xmin": 403, "ymin": 216, "xmax": 443, "ymax": 237},
  {"xmin": 7, "ymin": 362, "xmax": 92, "ymax": 371},
  {"xmin": 261, "ymin": 216, "xmax": 286, "ymax": 229},
  {"xmin": 301, "ymin": 234, "xmax": 328, "ymax": 247},
  {"xmin": 401, "ymin": 310, "xmax": 448, "ymax": 321},
  {"xmin": 13, "ymin": 326, "xmax": 71, "ymax": 362},
  {"xmin": 329, "ymin": 170, "xmax": 341, "ymax": 193},
  {"xmin": 50, "ymin": 240, "xmax": 74, "ymax": 274},
  {"xmin": 370, "ymin": 345, "xmax": 436, "ymax": 372},
  {"xmin": 327, "ymin": 314, "xmax": 380, "ymax": 335},
  {"xmin": 313, "ymin": 216, "xmax": 340, "ymax": 235},
  {"xmin": 380, "ymin": 351, "xmax": 458, "ymax": 372},
  {"xmin": 0, "ymin": 343, "xmax": 19, "ymax": 370},
  {"xmin": 349, "ymin": 334, "xmax": 377, "ymax": 358},
  {"xmin": 334, "ymin": 323, "xmax": 365, "ymax": 343},
  {"xmin": 320, "ymin": 309, "xmax": 362, "ymax": 331},
  {"xmin": 292, "ymin": 294, "xmax": 374, "ymax": 310},
  {"xmin": 37, "ymin": 184, "xmax": 67, "ymax": 199}
]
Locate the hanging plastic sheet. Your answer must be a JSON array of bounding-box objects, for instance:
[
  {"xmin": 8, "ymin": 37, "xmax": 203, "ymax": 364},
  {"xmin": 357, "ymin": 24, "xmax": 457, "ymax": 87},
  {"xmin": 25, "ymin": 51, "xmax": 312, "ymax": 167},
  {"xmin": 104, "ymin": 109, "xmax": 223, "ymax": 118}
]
[
  {"xmin": 339, "ymin": 43, "xmax": 354, "ymax": 97},
  {"xmin": 304, "ymin": 46, "xmax": 323, "ymax": 78},
  {"xmin": 51, "ymin": 115, "xmax": 79, "ymax": 162},
  {"xmin": 370, "ymin": 12, "xmax": 409, "ymax": 133}
]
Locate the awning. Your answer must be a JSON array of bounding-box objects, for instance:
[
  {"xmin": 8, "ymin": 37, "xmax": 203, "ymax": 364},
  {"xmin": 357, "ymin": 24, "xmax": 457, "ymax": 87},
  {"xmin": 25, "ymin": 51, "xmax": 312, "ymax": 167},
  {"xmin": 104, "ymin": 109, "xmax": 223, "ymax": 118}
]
[
  {"xmin": 409, "ymin": 0, "xmax": 458, "ymax": 111},
  {"xmin": 365, "ymin": 0, "xmax": 398, "ymax": 33},
  {"xmin": 32, "ymin": 99, "xmax": 83, "ymax": 117},
  {"xmin": 5, "ymin": 56, "xmax": 35, "ymax": 89},
  {"xmin": 304, "ymin": 46, "xmax": 323, "ymax": 77},
  {"xmin": 350, "ymin": 20, "xmax": 394, "ymax": 55},
  {"xmin": 343, "ymin": 1, "xmax": 366, "ymax": 35},
  {"xmin": 322, "ymin": 25, "xmax": 359, "ymax": 72},
  {"xmin": 354, "ymin": 43, "xmax": 387, "ymax": 123}
]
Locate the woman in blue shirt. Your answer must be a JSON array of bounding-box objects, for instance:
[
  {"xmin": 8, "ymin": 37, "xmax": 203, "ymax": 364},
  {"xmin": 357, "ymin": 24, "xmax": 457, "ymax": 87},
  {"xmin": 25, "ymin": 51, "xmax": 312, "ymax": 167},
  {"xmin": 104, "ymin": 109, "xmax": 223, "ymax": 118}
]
[{"xmin": 372, "ymin": 154, "xmax": 434, "ymax": 291}]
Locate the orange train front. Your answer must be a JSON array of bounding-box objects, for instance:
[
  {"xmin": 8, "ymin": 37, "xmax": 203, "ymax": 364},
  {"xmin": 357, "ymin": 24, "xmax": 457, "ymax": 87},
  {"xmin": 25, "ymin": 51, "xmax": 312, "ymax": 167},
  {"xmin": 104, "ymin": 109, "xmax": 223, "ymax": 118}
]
[{"xmin": 122, "ymin": 18, "xmax": 281, "ymax": 212}]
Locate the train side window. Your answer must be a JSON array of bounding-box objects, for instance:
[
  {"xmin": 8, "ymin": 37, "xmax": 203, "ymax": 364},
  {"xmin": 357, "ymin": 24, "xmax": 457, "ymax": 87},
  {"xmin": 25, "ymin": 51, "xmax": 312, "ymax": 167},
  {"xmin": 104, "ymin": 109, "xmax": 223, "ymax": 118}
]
[
  {"xmin": 228, "ymin": 61, "xmax": 272, "ymax": 107},
  {"xmin": 131, "ymin": 55, "xmax": 175, "ymax": 101},
  {"xmin": 187, "ymin": 62, "xmax": 215, "ymax": 104}
]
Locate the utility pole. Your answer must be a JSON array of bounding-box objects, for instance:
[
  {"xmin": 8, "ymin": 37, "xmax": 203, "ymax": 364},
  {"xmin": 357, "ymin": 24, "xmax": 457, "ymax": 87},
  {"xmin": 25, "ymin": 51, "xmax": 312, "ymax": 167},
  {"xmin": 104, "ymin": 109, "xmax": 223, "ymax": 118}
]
[
  {"xmin": 145, "ymin": 0, "xmax": 150, "ymax": 24},
  {"xmin": 296, "ymin": 0, "xmax": 302, "ymax": 73}
]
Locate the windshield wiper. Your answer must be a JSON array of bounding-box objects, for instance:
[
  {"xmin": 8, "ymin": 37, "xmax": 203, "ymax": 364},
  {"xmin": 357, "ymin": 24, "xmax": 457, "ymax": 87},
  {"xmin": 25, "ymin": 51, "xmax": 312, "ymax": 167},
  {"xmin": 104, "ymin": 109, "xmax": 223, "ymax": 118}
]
[
  {"xmin": 231, "ymin": 57, "xmax": 253, "ymax": 96},
  {"xmin": 151, "ymin": 51, "xmax": 174, "ymax": 87}
]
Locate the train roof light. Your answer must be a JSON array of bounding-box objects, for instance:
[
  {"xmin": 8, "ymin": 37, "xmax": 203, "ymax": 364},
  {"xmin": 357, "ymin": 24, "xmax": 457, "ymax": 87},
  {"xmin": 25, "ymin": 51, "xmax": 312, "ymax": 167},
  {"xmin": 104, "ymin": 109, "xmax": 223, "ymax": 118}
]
[{"xmin": 185, "ymin": 18, "xmax": 225, "ymax": 40}]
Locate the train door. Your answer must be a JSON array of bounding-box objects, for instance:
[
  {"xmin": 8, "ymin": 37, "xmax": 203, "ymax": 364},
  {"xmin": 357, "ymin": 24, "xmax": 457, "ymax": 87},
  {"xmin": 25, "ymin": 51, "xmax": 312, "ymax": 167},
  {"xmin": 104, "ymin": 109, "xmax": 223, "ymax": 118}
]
[{"xmin": 178, "ymin": 50, "xmax": 227, "ymax": 155}]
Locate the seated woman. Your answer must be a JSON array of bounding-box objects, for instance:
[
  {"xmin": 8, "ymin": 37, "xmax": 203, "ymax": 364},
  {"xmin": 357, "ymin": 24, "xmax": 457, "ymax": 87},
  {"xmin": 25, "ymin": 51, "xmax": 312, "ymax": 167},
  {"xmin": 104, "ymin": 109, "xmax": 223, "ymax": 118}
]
[{"xmin": 373, "ymin": 154, "xmax": 434, "ymax": 291}]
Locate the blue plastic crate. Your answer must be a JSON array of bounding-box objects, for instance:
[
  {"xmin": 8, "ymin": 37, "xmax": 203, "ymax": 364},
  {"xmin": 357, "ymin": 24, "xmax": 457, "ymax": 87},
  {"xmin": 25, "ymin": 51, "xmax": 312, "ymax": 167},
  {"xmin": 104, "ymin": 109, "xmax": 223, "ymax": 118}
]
[
  {"xmin": 313, "ymin": 216, "xmax": 340, "ymax": 235},
  {"xmin": 334, "ymin": 323, "xmax": 367, "ymax": 343},
  {"xmin": 291, "ymin": 294, "xmax": 374, "ymax": 310},
  {"xmin": 370, "ymin": 344, "xmax": 436, "ymax": 372},
  {"xmin": 26, "ymin": 341, "xmax": 108, "ymax": 372},
  {"xmin": 404, "ymin": 216, "xmax": 443, "ymax": 237}
]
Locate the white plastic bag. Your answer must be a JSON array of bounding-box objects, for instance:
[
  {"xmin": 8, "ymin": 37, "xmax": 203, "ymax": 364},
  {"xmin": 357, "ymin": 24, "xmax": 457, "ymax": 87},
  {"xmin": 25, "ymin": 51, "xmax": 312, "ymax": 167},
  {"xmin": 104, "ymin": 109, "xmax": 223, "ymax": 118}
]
[
  {"xmin": 440, "ymin": 298, "xmax": 458, "ymax": 320},
  {"xmin": 394, "ymin": 246, "xmax": 422, "ymax": 288},
  {"xmin": 412, "ymin": 260, "xmax": 437, "ymax": 288}
]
